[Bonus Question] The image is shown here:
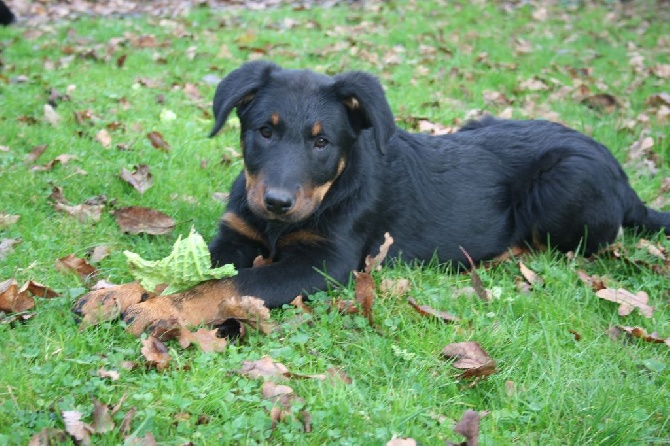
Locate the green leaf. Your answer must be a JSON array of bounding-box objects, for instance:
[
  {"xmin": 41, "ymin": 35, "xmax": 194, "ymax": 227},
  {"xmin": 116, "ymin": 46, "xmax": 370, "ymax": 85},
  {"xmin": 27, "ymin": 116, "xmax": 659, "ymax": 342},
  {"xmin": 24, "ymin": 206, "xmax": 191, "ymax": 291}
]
[{"xmin": 124, "ymin": 227, "xmax": 236, "ymax": 294}]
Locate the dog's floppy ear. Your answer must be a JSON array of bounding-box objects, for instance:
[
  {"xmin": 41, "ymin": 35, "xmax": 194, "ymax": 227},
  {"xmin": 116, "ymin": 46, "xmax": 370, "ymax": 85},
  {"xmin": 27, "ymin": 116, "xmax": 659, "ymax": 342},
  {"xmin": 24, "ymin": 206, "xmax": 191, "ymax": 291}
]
[
  {"xmin": 332, "ymin": 71, "xmax": 395, "ymax": 154},
  {"xmin": 209, "ymin": 60, "xmax": 279, "ymax": 137}
]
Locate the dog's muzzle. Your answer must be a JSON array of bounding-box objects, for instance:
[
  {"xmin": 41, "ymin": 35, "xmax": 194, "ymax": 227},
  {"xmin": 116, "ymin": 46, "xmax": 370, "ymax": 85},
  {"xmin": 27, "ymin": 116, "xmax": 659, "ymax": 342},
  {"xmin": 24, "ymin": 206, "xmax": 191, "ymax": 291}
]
[{"xmin": 263, "ymin": 188, "xmax": 295, "ymax": 215}]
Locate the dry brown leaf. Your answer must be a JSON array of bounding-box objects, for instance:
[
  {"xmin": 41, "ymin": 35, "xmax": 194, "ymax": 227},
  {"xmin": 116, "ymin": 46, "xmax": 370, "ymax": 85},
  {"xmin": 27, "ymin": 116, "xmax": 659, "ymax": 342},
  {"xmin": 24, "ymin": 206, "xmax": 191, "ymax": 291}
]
[
  {"xmin": 0, "ymin": 213, "xmax": 20, "ymax": 229},
  {"xmin": 354, "ymin": 271, "xmax": 375, "ymax": 326},
  {"xmin": 0, "ymin": 238, "xmax": 20, "ymax": 259},
  {"xmin": 407, "ymin": 296, "xmax": 459, "ymax": 323},
  {"xmin": 386, "ymin": 438, "xmax": 417, "ymax": 446},
  {"xmin": 364, "ymin": 232, "xmax": 394, "ymax": 273},
  {"xmin": 75, "ymin": 282, "xmax": 146, "ymax": 328},
  {"xmin": 113, "ymin": 206, "xmax": 175, "ymax": 235},
  {"xmin": 141, "ymin": 335, "xmax": 172, "ymax": 371},
  {"xmin": 55, "ymin": 253, "xmax": 98, "ymax": 283},
  {"xmin": 147, "ymin": 131, "xmax": 170, "ymax": 151},
  {"xmin": 595, "ymin": 288, "xmax": 654, "ymax": 318},
  {"xmin": 97, "ymin": 368, "xmax": 120, "ymax": 381},
  {"xmin": 49, "ymin": 186, "xmax": 103, "ymax": 223},
  {"xmin": 178, "ymin": 327, "xmax": 228, "ymax": 352},
  {"xmin": 91, "ymin": 399, "xmax": 115, "ymax": 434},
  {"xmin": 120, "ymin": 164, "xmax": 153, "ymax": 194},
  {"xmin": 44, "ymin": 104, "xmax": 61, "ymax": 126},
  {"xmin": 217, "ymin": 294, "xmax": 274, "ymax": 334},
  {"xmin": 290, "ymin": 295, "xmax": 312, "ymax": 313},
  {"xmin": 119, "ymin": 407, "xmax": 137, "ymax": 437},
  {"xmin": 459, "ymin": 246, "xmax": 491, "ymax": 302},
  {"xmin": 89, "ymin": 245, "xmax": 111, "ymax": 263},
  {"xmin": 238, "ymin": 356, "xmax": 289, "ymax": 380},
  {"xmin": 581, "ymin": 93, "xmax": 620, "ymax": 113},
  {"xmin": 576, "ymin": 270, "xmax": 607, "ymax": 291},
  {"xmin": 379, "ymin": 278, "xmax": 411, "ymax": 296},
  {"xmin": 62, "ymin": 410, "xmax": 92, "ymax": 445},
  {"xmin": 28, "ymin": 428, "xmax": 70, "ymax": 446},
  {"xmin": 609, "ymin": 325, "xmax": 670, "ymax": 347},
  {"xmin": 0, "ymin": 279, "xmax": 35, "ymax": 313},
  {"xmin": 21, "ymin": 280, "xmax": 59, "ymax": 299},
  {"xmin": 96, "ymin": 129, "xmax": 112, "ymax": 147},
  {"xmin": 518, "ymin": 261, "xmax": 544, "ymax": 288},
  {"xmin": 24, "ymin": 144, "xmax": 48, "ymax": 164},
  {"xmin": 447, "ymin": 409, "xmax": 482, "ymax": 446},
  {"xmin": 261, "ymin": 381, "xmax": 309, "ymax": 431},
  {"xmin": 441, "ymin": 341, "xmax": 497, "ymax": 380}
]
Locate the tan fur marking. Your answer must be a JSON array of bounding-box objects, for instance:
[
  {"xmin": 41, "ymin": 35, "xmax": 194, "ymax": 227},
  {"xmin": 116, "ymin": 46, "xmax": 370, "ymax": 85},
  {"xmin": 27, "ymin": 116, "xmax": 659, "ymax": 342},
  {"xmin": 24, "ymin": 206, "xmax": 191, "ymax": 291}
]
[
  {"xmin": 344, "ymin": 97, "xmax": 360, "ymax": 110},
  {"xmin": 278, "ymin": 230, "xmax": 328, "ymax": 247},
  {"xmin": 271, "ymin": 113, "xmax": 280, "ymax": 125},
  {"xmin": 312, "ymin": 121, "xmax": 322, "ymax": 137},
  {"xmin": 221, "ymin": 212, "xmax": 263, "ymax": 243},
  {"xmin": 124, "ymin": 280, "xmax": 241, "ymax": 336}
]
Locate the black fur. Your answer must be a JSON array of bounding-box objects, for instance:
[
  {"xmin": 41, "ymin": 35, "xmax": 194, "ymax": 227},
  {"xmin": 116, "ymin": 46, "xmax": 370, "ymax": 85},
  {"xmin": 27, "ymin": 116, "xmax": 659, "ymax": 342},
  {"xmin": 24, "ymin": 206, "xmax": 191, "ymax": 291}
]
[
  {"xmin": 0, "ymin": 0, "xmax": 15, "ymax": 26},
  {"xmin": 208, "ymin": 61, "xmax": 670, "ymax": 308}
]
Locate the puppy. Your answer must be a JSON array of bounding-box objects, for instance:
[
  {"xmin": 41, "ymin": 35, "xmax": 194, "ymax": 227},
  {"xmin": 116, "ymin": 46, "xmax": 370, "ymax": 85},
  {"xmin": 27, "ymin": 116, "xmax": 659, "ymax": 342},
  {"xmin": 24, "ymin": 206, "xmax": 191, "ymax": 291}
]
[{"xmin": 78, "ymin": 61, "xmax": 670, "ymax": 334}]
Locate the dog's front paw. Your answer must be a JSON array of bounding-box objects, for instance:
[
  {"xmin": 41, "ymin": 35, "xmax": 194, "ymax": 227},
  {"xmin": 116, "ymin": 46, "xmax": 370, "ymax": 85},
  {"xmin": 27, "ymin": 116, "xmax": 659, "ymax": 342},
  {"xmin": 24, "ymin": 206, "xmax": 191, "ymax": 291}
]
[
  {"xmin": 122, "ymin": 298, "xmax": 184, "ymax": 337},
  {"xmin": 73, "ymin": 282, "xmax": 145, "ymax": 328}
]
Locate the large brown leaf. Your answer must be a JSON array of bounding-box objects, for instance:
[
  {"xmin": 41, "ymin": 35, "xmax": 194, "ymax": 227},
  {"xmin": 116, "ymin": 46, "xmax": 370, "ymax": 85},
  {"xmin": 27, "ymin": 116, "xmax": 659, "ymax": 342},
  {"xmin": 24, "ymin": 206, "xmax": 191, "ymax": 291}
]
[
  {"xmin": 113, "ymin": 206, "xmax": 175, "ymax": 235},
  {"xmin": 441, "ymin": 341, "xmax": 497, "ymax": 380},
  {"xmin": 595, "ymin": 288, "xmax": 654, "ymax": 318}
]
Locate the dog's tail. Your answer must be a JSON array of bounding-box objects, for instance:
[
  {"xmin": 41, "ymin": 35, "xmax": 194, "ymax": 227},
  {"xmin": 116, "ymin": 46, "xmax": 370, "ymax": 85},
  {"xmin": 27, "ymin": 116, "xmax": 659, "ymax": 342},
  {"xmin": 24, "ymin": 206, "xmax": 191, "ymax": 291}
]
[{"xmin": 623, "ymin": 190, "xmax": 670, "ymax": 234}]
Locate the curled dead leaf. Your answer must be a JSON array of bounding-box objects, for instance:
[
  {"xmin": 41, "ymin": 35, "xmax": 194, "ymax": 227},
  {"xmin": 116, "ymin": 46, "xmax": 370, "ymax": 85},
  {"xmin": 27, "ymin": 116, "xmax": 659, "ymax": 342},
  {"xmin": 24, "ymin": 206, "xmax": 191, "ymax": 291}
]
[
  {"xmin": 364, "ymin": 232, "xmax": 394, "ymax": 273},
  {"xmin": 459, "ymin": 246, "xmax": 491, "ymax": 302},
  {"xmin": 407, "ymin": 296, "xmax": 459, "ymax": 323},
  {"xmin": 120, "ymin": 164, "xmax": 153, "ymax": 194},
  {"xmin": 441, "ymin": 341, "xmax": 497, "ymax": 380},
  {"xmin": 354, "ymin": 271, "xmax": 375, "ymax": 326},
  {"xmin": 518, "ymin": 261, "xmax": 544, "ymax": 288},
  {"xmin": 608, "ymin": 325, "xmax": 670, "ymax": 348},
  {"xmin": 239, "ymin": 356, "xmax": 289, "ymax": 380},
  {"xmin": 141, "ymin": 335, "xmax": 172, "ymax": 371},
  {"xmin": 595, "ymin": 288, "xmax": 654, "ymax": 318},
  {"xmin": 0, "ymin": 279, "xmax": 35, "ymax": 313},
  {"xmin": 147, "ymin": 131, "xmax": 170, "ymax": 151},
  {"xmin": 55, "ymin": 254, "xmax": 98, "ymax": 283},
  {"xmin": 113, "ymin": 206, "xmax": 175, "ymax": 235}
]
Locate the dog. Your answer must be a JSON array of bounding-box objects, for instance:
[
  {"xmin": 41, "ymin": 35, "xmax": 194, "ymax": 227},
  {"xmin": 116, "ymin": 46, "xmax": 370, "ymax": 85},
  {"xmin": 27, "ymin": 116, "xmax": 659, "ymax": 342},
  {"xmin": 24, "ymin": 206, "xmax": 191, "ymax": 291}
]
[{"xmin": 75, "ymin": 61, "xmax": 670, "ymax": 335}]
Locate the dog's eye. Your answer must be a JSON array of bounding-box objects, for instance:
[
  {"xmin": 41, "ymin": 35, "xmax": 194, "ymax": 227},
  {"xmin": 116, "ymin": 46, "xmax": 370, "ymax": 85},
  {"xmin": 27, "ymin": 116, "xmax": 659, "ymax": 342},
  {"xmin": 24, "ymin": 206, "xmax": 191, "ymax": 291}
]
[
  {"xmin": 259, "ymin": 126, "xmax": 273, "ymax": 139},
  {"xmin": 314, "ymin": 137, "xmax": 329, "ymax": 149}
]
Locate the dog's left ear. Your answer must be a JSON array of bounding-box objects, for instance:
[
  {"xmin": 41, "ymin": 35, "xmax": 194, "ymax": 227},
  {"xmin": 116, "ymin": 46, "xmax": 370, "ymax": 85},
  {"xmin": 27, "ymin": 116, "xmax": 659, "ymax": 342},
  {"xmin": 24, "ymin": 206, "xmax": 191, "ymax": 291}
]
[
  {"xmin": 332, "ymin": 71, "xmax": 395, "ymax": 155},
  {"xmin": 209, "ymin": 60, "xmax": 279, "ymax": 137}
]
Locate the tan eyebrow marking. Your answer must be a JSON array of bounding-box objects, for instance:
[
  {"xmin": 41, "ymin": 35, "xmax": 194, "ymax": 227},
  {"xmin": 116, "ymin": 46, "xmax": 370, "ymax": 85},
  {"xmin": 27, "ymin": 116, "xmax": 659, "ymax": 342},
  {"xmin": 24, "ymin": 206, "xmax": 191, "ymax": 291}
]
[
  {"xmin": 311, "ymin": 121, "xmax": 322, "ymax": 137},
  {"xmin": 271, "ymin": 113, "xmax": 280, "ymax": 125}
]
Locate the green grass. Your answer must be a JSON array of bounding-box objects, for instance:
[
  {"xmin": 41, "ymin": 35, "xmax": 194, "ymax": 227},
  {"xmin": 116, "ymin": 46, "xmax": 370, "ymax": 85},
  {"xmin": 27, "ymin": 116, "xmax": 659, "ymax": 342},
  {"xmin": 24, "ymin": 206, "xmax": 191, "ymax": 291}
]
[{"xmin": 1, "ymin": 1, "xmax": 669, "ymax": 444}]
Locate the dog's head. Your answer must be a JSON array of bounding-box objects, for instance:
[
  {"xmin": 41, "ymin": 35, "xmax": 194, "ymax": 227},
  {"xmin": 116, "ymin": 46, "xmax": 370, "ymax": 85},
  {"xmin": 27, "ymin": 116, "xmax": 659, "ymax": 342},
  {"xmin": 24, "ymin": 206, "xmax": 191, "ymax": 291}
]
[{"xmin": 209, "ymin": 61, "xmax": 395, "ymax": 224}]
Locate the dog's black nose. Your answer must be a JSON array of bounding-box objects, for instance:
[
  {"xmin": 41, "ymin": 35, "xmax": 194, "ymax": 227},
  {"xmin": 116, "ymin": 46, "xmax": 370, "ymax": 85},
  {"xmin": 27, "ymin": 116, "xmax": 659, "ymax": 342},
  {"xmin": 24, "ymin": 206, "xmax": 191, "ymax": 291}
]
[{"xmin": 264, "ymin": 189, "xmax": 294, "ymax": 214}]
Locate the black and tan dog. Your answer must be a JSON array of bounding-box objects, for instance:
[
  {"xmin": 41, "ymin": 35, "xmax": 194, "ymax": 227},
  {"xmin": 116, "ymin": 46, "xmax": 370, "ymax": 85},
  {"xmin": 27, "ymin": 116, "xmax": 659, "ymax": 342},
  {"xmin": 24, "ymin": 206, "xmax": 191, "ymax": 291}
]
[{"xmin": 76, "ymin": 61, "xmax": 670, "ymax": 335}]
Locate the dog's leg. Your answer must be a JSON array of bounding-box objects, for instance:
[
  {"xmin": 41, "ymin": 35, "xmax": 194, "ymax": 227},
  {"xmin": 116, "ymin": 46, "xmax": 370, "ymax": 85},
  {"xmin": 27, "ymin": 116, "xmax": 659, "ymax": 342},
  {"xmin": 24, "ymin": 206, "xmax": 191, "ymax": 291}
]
[{"xmin": 118, "ymin": 246, "xmax": 357, "ymax": 335}]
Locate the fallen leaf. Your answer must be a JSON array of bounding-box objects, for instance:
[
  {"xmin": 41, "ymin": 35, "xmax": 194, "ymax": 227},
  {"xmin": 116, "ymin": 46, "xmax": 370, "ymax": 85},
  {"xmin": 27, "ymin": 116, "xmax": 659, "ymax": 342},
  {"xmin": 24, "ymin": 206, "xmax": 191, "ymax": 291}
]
[
  {"xmin": 569, "ymin": 329, "xmax": 582, "ymax": 341},
  {"xmin": 0, "ymin": 213, "xmax": 20, "ymax": 228},
  {"xmin": 576, "ymin": 270, "xmax": 607, "ymax": 291},
  {"xmin": 55, "ymin": 254, "xmax": 98, "ymax": 283},
  {"xmin": 28, "ymin": 428, "xmax": 69, "ymax": 446},
  {"xmin": 595, "ymin": 288, "xmax": 654, "ymax": 318},
  {"xmin": 459, "ymin": 246, "xmax": 491, "ymax": 302},
  {"xmin": 113, "ymin": 206, "xmax": 175, "ymax": 235},
  {"xmin": 218, "ymin": 294, "xmax": 274, "ymax": 334},
  {"xmin": 0, "ymin": 279, "xmax": 35, "ymax": 313},
  {"xmin": 354, "ymin": 271, "xmax": 375, "ymax": 326},
  {"xmin": 147, "ymin": 131, "xmax": 170, "ymax": 151},
  {"xmin": 290, "ymin": 295, "xmax": 312, "ymax": 313},
  {"xmin": 407, "ymin": 296, "xmax": 459, "ymax": 323},
  {"xmin": 447, "ymin": 409, "xmax": 482, "ymax": 446},
  {"xmin": 120, "ymin": 164, "xmax": 153, "ymax": 194},
  {"xmin": 119, "ymin": 408, "xmax": 137, "ymax": 437},
  {"xmin": 141, "ymin": 335, "xmax": 172, "ymax": 371},
  {"xmin": 62, "ymin": 410, "xmax": 92, "ymax": 445},
  {"xmin": 364, "ymin": 232, "xmax": 394, "ymax": 273},
  {"xmin": 95, "ymin": 129, "xmax": 112, "ymax": 147},
  {"xmin": 31, "ymin": 154, "xmax": 78, "ymax": 172},
  {"xmin": 24, "ymin": 144, "xmax": 48, "ymax": 163},
  {"xmin": 89, "ymin": 245, "xmax": 111, "ymax": 263},
  {"xmin": 91, "ymin": 399, "xmax": 115, "ymax": 433},
  {"xmin": 441, "ymin": 341, "xmax": 497, "ymax": 379},
  {"xmin": 379, "ymin": 278, "xmax": 411, "ymax": 296},
  {"xmin": 261, "ymin": 381, "xmax": 309, "ymax": 431},
  {"xmin": 21, "ymin": 280, "xmax": 59, "ymax": 299},
  {"xmin": 0, "ymin": 238, "xmax": 21, "ymax": 259},
  {"xmin": 581, "ymin": 93, "xmax": 620, "ymax": 113},
  {"xmin": 97, "ymin": 368, "xmax": 120, "ymax": 381},
  {"xmin": 44, "ymin": 104, "xmax": 61, "ymax": 126},
  {"xmin": 609, "ymin": 325, "xmax": 670, "ymax": 348},
  {"xmin": 518, "ymin": 261, "xmax": 544, "ymax": 287},
  {"xmin": 178, "ymin": 327, "xmax": 228, "ymax": 352},
  {"xmin": 239, "ymin": 356, "xmax": 289, "ymax": 380},
  {"xmin": 48, "ymin": 186, "xmax": 103, "ymax": 223},
  {"xmin": 386, "ymin": 438, "xmax": 417, "ymax": 446}
]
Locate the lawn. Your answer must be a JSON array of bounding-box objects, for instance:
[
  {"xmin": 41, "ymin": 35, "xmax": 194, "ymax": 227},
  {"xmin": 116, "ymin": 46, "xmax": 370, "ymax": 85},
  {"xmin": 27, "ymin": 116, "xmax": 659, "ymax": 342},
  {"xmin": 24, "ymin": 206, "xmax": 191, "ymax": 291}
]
[{"xmin": 0, "ymin": 0, "xmax": 669, "ymax": 444}]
